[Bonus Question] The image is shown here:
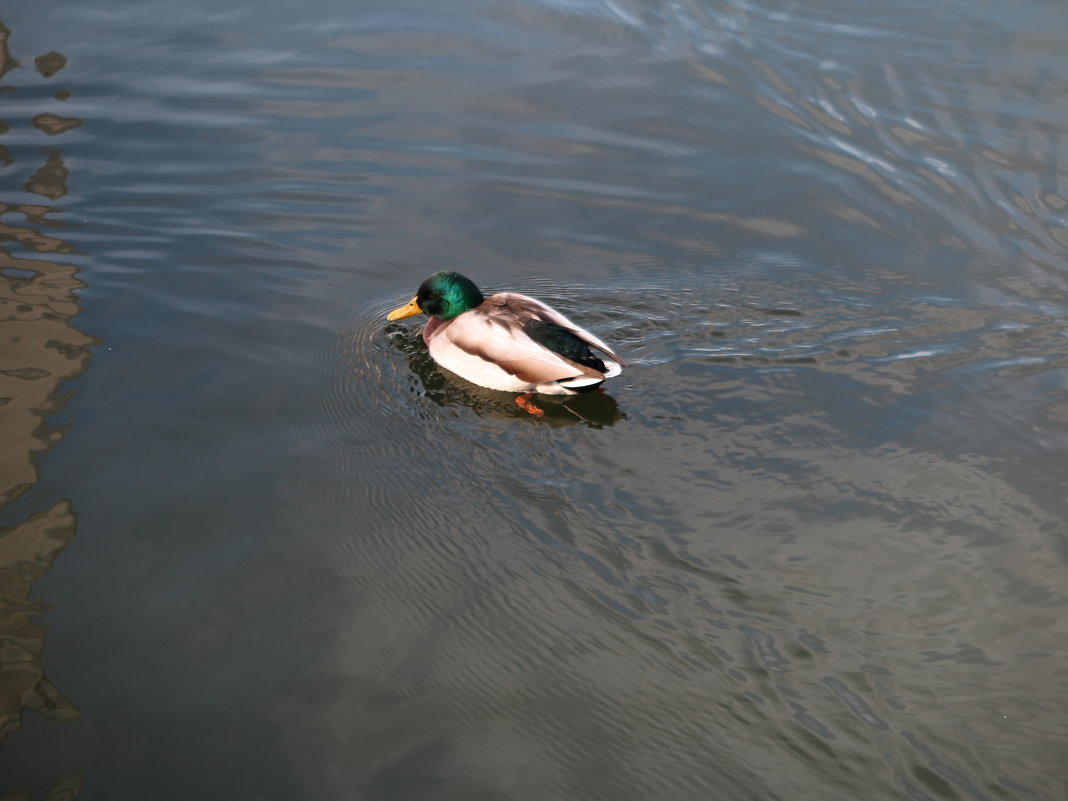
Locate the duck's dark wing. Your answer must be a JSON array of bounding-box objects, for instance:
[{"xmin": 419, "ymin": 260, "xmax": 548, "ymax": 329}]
[
  {"xmin": 521, "ymin": 319, "xmax": 606, "ymax": 372},
  {"xmin": 482, "ymin": 292, "xmax": 628, "ymax": 366}
]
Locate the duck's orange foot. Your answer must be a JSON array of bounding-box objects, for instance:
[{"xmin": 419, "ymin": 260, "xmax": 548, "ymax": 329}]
[{"xmin": 515, "ymin": 392, "xmax": 544, "ymax": 417}]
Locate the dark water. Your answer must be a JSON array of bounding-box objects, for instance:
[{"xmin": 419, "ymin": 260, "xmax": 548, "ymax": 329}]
[{"xmin": 1, "ymin": 0, "xmax": 1067, "ymax": 798}]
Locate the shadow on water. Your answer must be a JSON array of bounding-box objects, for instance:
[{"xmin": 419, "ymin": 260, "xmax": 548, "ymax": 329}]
[{"xmin": 0, "ymin": 20, "xmax": 91, "ymax": 801}]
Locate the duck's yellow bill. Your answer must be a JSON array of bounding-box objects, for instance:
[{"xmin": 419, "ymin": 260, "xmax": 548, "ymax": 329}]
[{"xmin": 387, "ymin": 297, "xmax": 422, "ymax": 321}]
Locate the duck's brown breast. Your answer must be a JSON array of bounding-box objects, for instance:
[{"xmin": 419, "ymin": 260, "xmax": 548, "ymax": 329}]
[{"xmin": 422, "ymin": 316, "xmax": 446, "ymax": 346}]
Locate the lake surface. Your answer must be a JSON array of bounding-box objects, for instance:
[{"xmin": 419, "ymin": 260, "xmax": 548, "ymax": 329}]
[{"xmin": 1, "ymin": 0, "xmax": 1067, "ymax": 798}]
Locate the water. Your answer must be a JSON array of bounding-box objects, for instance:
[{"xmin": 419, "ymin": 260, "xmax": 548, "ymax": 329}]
[{"xmin": 1, "ymin": 0, "xmax": 1066, "ymax": 798}]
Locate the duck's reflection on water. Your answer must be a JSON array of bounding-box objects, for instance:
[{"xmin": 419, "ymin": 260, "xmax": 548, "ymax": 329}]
[
  {"xmin": 387, "ymin": 323, "xmax": 626, "ymax": 429},
  {"xmin": 0, "ymin": 18, "xmax": 92, "ymax": 799}
]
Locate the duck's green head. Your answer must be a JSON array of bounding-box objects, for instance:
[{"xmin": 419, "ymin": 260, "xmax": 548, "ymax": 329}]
[{"xmin": 387, "ymin": 271, "xmax": 485, "ymax": 322}]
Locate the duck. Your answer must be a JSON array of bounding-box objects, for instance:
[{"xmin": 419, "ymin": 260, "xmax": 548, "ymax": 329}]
[{"xmin": 387, "ymin": 272, "xmax": 626, "ymax": 415}]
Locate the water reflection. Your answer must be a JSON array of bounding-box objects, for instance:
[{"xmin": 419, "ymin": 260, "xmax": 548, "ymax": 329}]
[
  {"xmin": 0, "ymin": 17, "xmax": 90, "ymax": 797},
  {"xmin": 0, "ymin": 773, "xmax": 83, "ymax": 801},
  {"xmin": 0, "ymin": 502, "xmax": 80, "ymax": 741}
]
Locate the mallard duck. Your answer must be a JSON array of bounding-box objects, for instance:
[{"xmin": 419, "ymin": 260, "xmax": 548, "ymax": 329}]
[{"xmin": 387, "ymin": 272, "xmax": 626, "ymax": 415}]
